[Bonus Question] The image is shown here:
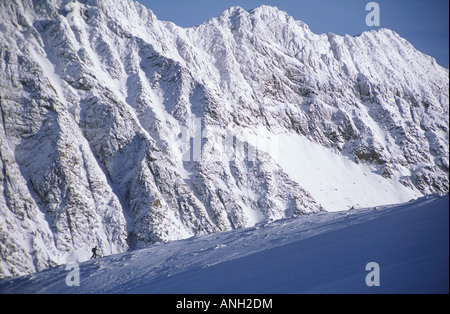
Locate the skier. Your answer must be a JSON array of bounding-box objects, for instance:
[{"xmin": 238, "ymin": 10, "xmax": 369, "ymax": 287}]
[{"xmin": 91, "ymin": 246, "xmax": 98, "ymax": 259}]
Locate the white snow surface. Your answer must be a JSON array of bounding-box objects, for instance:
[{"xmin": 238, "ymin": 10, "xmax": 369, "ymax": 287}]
[
  {"xmin": 0, "ymin": 195, "xmax": 448, "ymax": 294},
  {"xmin": 244, "ymin": 130, "xmax": 422, "ymax": 211}
]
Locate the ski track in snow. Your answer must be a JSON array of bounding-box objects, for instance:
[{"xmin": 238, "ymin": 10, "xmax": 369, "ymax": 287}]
[{"xmin": 0, "ymin": 195, "xmax": 447, "ymax": 294}]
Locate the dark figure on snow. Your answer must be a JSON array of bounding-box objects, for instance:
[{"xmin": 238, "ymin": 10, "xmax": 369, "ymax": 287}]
[{"xmin": 91, "ymin": 246, "xmax": 98, "ymax": 259}]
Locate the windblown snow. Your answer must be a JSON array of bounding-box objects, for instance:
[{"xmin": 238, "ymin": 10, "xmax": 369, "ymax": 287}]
[{"xmin": 0, "ymin": 0, "xmax": 448, "ymax": 278}]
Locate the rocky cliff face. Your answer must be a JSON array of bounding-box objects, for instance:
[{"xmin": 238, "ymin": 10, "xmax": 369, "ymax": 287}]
[{"xmin": 0, "ymin": 0, "xmax": 448, "ymax": 278}]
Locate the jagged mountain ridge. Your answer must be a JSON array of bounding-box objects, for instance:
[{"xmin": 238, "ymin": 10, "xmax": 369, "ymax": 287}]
[{"xmin": 0, "ymin": 0, "xmax": 448, "ymax": 278}]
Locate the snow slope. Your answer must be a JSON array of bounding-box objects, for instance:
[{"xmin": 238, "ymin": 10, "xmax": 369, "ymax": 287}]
[
  {"xmin": 1, "ymin": 195, "xmax": 447, "ymax": 294},
  {"xmin": 244, "ymin": 130, "xmax": 422, "ymax": 211}
]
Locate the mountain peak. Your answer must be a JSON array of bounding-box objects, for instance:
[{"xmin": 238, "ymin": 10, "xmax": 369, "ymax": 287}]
[
  {"xmin": 219, "ymin": 5, "xmax": 289, "ymax": 22},
  {"xmin": 225, "ymin": 5, "xmax": 246, "ymax": 14},
  {"xmin": 249, "ymin": 5, "xmax": 289, "ymax": 20},
  {"xmin": 251, "ymin": 5, "xmax": 283, "ymax": 13}
]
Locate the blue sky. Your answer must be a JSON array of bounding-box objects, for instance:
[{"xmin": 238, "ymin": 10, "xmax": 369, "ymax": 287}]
[{"xmin": 136, "ymin": 0, "xmax": 449, "ymax": 68}]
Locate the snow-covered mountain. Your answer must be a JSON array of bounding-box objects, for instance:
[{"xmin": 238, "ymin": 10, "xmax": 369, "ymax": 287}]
[{"xmin": 0, "ymin": 0, "xmax": 448, "ymax": 278}]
